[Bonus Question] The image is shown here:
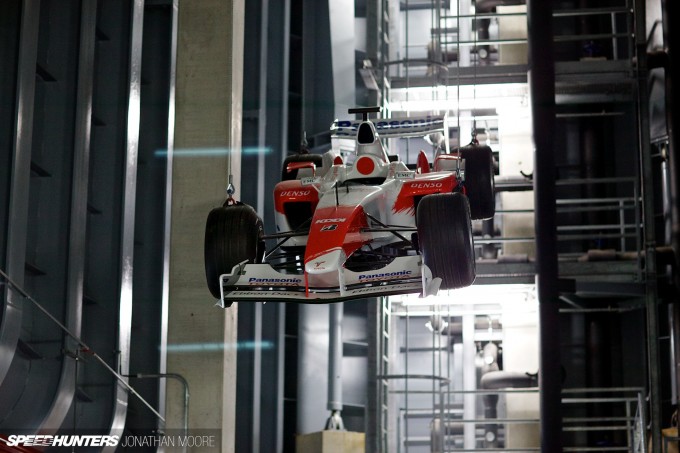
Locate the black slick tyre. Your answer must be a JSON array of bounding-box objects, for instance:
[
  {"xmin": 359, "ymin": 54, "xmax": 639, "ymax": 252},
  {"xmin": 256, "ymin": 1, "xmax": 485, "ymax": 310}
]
[
  {"xmin": 281, "ymin": 154, "xmax": 323, "ymax": 181},
  {"xmin": 459, "ymin": 144, "xmax": 495, "ymax": 220},
  {"xmin": 204, "ymin": 202, "xmax": 264, "ymax": 299},
  {"xmin": 417, "ymin": 193, "xmax": 475, "ymax": 289}
]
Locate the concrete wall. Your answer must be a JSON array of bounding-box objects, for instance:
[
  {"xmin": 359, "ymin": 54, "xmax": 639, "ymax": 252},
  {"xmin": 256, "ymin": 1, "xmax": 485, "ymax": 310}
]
[
  {"xmin": 502, "ymin": 304, "xmax": 539, "ymax": 448},
  {"xmin": 166, "ymin": 0, "xmax": 244, "ymax": 451},
  {"xmin": 499, "ymin": 104, "xmax": 534, "ymax": 257}
]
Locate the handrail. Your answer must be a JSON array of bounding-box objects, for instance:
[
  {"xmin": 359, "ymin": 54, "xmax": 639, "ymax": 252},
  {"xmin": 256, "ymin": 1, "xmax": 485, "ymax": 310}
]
[
  {"xmin": 0, "ymin": 268, "xmax": 165, "ymax": 423},
  {"xmin": 442, "ymin": 6, "xmax": 631, "ymax": 20},
  {"xmin": 398, "ymin": 387, "xmax": 645, "ymax": 452}
]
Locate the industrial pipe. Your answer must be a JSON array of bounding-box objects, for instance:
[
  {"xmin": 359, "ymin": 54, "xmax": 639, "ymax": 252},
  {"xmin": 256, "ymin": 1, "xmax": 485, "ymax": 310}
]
[
  {"xmin": 430, "ymin": 419, "xmax": 464, "ymax": 453},
  {"xmin": 128, "ymin": 373, "xmax": 190, "ymax": 453},
  {"xmin": 480, "ymin": 371, "xmax": 539, "ymax": 448},
  {"xmin": 475, "ymin": 0, "xmax": 525, "ymax": 13}
]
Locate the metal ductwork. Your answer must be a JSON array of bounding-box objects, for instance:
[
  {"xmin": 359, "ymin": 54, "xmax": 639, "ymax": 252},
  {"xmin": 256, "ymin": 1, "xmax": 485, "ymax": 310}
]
[{"xmin": 651, "ymin": 1, "xmax": 680, "ymax": 293}]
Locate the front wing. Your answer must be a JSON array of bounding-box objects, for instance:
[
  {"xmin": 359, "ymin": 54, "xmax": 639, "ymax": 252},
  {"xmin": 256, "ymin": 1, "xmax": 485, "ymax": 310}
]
[{"xmin": 217, "ymin": 255, "xmax": 439, "ymax": 305}]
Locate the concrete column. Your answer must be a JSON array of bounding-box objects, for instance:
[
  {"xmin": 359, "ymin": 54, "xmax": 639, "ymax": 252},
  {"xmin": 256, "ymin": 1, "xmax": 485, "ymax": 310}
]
[{"xmin": 166, "ymin": 1, "xmax": 244, "ymax": 451}]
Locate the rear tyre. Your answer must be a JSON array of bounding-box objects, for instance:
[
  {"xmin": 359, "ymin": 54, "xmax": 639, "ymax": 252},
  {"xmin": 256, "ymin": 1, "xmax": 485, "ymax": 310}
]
[
  {"xmin": 281, "ymin": 154, "xmax": 323, "ymax": 181},
  {"xmin": 205, "ymin": 202, "xmax": 264, "ymax": 299},
  {"xmin": 417, "ymin": 193, "xmax": 475, "ymax": 289},
  {"xmin": 459, "ymin": 144, "xmax": 495, "ymax": 220}
]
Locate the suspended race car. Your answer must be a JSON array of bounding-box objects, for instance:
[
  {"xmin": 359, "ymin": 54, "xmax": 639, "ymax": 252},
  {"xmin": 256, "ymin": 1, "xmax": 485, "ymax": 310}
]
[{"xmin": 205, "ymin": 107, "xmax": 495, "ymax": 307}]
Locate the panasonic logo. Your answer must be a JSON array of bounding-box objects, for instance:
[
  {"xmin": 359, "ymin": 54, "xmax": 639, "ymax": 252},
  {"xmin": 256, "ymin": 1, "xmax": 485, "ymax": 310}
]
[
  {"xmin": 410, "ymin": 182, "xmax": 443, "ymax": 189},
  {"xmin": 374, "ymin": 118, "xmax": 434, "ymax": 130},
  {"xmin": 280, "ymin": 190, "xmax": 311, "ymax": 197},
  {"xmin": 358, "ymin": 270, "xmax": 412, "ymax": 281},
  {"xmin": 248, "ymin": 278, "xmax": 302, "ymax": 285},
  {"xmin": 316, "ymin": 218, "xmax": 346, "ymax": 224},
  {"xmin": 334, "ymin": 117, "xmax": 441, "ymax": 136}
]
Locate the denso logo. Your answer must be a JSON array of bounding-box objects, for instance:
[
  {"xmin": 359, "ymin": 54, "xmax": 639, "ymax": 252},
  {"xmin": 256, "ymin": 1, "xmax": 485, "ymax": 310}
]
[
  {"xmin": 315, "ymin": 218, "xmax": 346, "ymax": 224},
  {"xmin": 280, "ymin": 190, "xmax": 311, "ymax": 197},
  {"xmin": 410, "ymin": 182, "xmax": 443, "ymax": 189}
]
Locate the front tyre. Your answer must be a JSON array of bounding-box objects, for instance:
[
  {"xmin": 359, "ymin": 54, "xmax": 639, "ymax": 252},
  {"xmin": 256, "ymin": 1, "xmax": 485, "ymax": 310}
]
[
  {"xmin": 204, "ymin": 202, "xmax": 265, "ymax": 299},
  {"xmin": 417, "ymin": 193, "xmax": 475, "ymax": 289}
]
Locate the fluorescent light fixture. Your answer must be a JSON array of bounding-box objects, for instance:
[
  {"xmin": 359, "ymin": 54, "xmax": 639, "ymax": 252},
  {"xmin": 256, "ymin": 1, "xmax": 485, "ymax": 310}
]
[
  {"xmin": 167, "ymin": 340, "xmax": 275, "ymax": 353},
  {"xmin": 388, "ymin": 83, "xmax": 530, "ymax": 115},
  {"xmin": 154, "ymin": 147, "xmax": 273, "ymax": 158},
  {"xmin": 395, "ymin": 283, "xmax": 537, "ymax": 307},
  {"xmin": 391, "ymin": 98, "xmax": 528, "ymax": 114}
]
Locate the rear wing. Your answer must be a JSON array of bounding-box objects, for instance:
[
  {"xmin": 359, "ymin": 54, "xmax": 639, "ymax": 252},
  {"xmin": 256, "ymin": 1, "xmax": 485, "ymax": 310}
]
[
  {"xmin": 331, "ymin": 115, "xmax": 447, "ymax": 138},
  {"xmin": 331, "ymin": 114, "xmax": 449, "ymax": 152}
]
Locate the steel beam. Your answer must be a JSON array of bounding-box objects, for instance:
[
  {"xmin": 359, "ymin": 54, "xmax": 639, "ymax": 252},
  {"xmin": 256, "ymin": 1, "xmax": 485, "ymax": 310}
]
[
  {"xmin": 105, "ymin": 0, "xmax": 144, "ymax": 447},
  {"xmin": 634, "ymin": 0, "xmax": 661, "ymax": 451},
  {"xmin": 252, "ymin": 303, "xmax": 262, "ymax": 452},
  {"xmin": 462, "ymin": 310, "xmax": 476, "ymax": 449},
  {"xmin": 327, "ymin": 302, "xmax": 344, "ymax": 412},
  {"xmin": 256, "ymin": 0, "xmax": 268, "ymax": 219},
  {"xmin": 275, "ymin": 304, "xmax": 286, "ymax": 452},
  {"xmin": 297, "ymin": 304, "xmax": 330, "ymax": 434},
  {"xmin": 327, "ymin": 0, "xmax": 355, "ymax": 117},
  {"xmin": 527, "ymin": 0, "xmax": 562, "ymax": 452},
  {"xmin": 365, "ymin": 299, "xmax": 379, "ymax": 452}
]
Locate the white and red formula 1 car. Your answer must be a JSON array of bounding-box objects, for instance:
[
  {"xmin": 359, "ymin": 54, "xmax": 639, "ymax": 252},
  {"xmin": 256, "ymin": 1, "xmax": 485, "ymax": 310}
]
[{"xmin": 205, "ymin": 107, "xmax": 495, "ymax": 306}]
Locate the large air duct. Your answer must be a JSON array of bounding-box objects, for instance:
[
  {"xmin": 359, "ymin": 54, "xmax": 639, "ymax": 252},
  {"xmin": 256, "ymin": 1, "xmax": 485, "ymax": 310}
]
[
  {"xmin": 648, "ymin": 0, "xmax": 680, "ymax": 437},
  {"xmin": 655, "ymin": 1, "xmax": 680, "ymax": 289}
]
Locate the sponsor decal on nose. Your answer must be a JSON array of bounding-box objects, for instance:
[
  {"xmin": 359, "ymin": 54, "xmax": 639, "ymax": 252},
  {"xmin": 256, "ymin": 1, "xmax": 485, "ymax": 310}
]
[{"xmin": 358, "ymin": 270, "xmax": 412, "ymax": 281}]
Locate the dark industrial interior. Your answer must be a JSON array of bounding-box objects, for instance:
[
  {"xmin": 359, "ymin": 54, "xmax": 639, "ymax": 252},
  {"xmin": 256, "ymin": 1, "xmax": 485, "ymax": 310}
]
[{"xmin": 1, "ymin": 0, "xmax": 679, "ymax": 452}]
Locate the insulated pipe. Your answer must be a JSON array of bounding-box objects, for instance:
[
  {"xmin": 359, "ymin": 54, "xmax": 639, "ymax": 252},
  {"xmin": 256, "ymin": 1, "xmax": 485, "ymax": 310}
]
[
  {"xmin": 326, "ymin": 302, "xmax": 344, "ymax": 429},
  {"xmin": 430, "ymin": 419, "xmax": 464, "ymax": 453},
  {"xmin": 481, "ymin": 370, "xmax": 538, "ymax": 390},
  {"xmin": 527, "ymin": 1, "xmax": 562, "ymax": 452},
  {"xmin": 433, "ymin": 319, "xmax": 503, "ymax": 338},
  {"xmin": 475, "ymin": 0, "xmax": 525, "ymax": 13},
  {"xmin": 582, "ymin": 120, "xmax": 605, "ymax": 239},
  {"xmin": 480, "ymin": 371, "xmax": 539, "ymax": 448}
]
